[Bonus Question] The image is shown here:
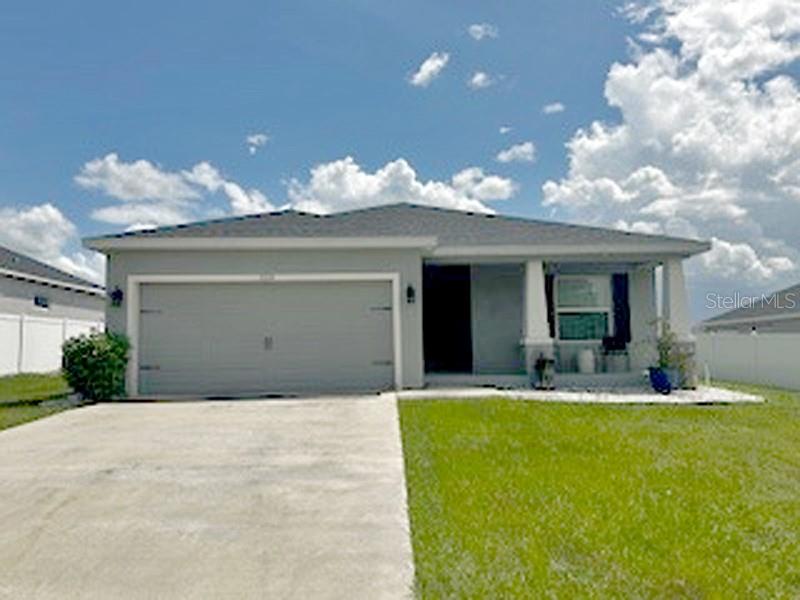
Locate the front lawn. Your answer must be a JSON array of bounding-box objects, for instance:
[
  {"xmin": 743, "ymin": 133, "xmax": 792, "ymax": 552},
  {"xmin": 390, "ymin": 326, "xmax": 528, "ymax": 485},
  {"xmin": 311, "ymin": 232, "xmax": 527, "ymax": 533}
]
[
  {"xmin": 0, "ymin": 373, "xmax": 70, "ymax": 404},
  {"xmin": 399, "ymin": 384, "xmax": 800, "ymax": 598},
  {"xmin": 0, "ymin": 373, "xmax": 70, "ymax": 431},
  {"xmin": 0, "ymin": 402, "xmax": 65, "ymax": 431}
]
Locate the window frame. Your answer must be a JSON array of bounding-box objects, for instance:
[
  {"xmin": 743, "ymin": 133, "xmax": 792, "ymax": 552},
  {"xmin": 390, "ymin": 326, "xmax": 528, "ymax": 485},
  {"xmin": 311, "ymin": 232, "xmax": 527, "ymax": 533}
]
[{"xmin": 554, "ymin": 275, "xmax": 614, "ymax": 342}]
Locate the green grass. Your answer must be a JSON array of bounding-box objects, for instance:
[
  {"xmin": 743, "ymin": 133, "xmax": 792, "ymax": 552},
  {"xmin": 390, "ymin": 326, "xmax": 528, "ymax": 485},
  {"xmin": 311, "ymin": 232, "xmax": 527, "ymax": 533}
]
[
  {"xmin": 0, "ymin": 373, "xmax": 70, "ymax": 431},
  {"xmin": 399, "ymin": 383, "xmax": 800, "ymax": 598},
  {"xmin": 0, "ymin": 403, "xmax": 65, "ymax": 431},
  {"xmin": 0, "ymin": 373, "xmax": 70, "ymax": 404}
]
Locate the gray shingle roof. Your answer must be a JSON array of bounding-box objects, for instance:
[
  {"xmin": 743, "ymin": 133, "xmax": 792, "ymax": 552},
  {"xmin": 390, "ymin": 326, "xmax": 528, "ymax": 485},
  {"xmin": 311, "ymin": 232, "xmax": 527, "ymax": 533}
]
[
  {"xmin": 703, "ymin": 281, "xmax": 800, "ymax": 324},
  {"xmin": 86, "ymin": 202, "xmax": 709, "ymax": 253},
  {"xmin": 0, "ymin": 245, "xmax": 103, "ymax": 291}
]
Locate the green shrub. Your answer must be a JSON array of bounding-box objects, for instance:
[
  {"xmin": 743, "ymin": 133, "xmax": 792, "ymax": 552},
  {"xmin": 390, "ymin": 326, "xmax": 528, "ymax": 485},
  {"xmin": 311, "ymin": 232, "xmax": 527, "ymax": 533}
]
[{"xmin": 62, "ymin": 332, "xmax": 130, "ymax": 401}]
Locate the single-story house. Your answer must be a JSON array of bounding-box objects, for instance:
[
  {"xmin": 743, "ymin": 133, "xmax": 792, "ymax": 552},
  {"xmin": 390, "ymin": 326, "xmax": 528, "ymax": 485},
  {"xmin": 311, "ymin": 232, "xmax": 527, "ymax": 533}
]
[
  {"xmin": 697, "ymin": 281, "xmax": 800, "ymax": 333},
  {"xmin": 1, "ymin": 245, "xmax": 105, "ymax": 375},
  {"xmin": 84, "ymin": 203, "xmax": 710, "ymax": 397}
]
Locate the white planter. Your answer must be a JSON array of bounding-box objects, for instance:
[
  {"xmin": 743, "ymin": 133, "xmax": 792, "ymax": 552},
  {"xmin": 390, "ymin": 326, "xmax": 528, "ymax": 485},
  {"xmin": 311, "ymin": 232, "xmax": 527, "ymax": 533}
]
[{"xmin": 577, "ymin": 348, "xmax": 596, "ymax": 374}]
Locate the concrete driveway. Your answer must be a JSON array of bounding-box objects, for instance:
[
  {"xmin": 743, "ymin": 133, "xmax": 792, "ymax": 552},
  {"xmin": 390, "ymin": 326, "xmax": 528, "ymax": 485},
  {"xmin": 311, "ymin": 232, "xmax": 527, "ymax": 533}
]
[{"xmin": 0, "ymin": 397, "xmax": 414, "ymax": 599}]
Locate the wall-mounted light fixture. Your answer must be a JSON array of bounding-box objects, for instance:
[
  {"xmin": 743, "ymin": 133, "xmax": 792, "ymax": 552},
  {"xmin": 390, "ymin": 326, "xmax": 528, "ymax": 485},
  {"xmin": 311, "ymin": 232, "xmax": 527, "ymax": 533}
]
[
  {"xmin": 406, "ymin": 284, "xmax": 416, "ymax": 304},
  {"xmin": 110, "ymin": 286, "xmax": 124, "ymax": 307}
]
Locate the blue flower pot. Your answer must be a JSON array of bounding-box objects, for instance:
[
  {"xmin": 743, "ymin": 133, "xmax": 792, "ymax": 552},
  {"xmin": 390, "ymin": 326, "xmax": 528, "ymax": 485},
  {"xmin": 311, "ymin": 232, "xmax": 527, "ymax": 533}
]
[{"xmin": 648, "ymin": 367, "xmax": 672, "ymax": 395}]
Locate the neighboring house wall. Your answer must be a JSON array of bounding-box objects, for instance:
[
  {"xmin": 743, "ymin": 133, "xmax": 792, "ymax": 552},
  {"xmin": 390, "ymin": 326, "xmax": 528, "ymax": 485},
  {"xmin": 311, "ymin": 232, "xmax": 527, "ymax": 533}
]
[
  {"xmin": 0, "ymin": 277, "xmax": 104, "ymax": 321},
  {"xmin": 105, "ymin": 248, "xmax": 425, "ymax": 388},
  {"xmin": 470, "ymin": 264, "xmax": 524, "ymax": 374},
  {"xmin": 696, "ymin": 331, "xmax": 800, "ymax": 390}
]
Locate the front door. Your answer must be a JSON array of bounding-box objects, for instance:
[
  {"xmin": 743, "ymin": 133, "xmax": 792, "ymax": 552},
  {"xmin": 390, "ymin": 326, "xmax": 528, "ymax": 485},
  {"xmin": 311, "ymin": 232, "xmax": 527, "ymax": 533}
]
[{"xmin": 422, "ymin": 265, "xmax": 473, "ymax": 372}]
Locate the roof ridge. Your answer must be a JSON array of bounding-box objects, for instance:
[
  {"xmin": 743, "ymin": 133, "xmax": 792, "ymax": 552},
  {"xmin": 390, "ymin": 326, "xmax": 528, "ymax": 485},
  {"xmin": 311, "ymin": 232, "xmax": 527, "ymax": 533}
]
[
  {"xmin": 83, "ymin": 201, "xmax": 710, "ymax": 251},
  {"xmin": 703, "ymin": 280, "xmax": 800, "ymax": 322}
]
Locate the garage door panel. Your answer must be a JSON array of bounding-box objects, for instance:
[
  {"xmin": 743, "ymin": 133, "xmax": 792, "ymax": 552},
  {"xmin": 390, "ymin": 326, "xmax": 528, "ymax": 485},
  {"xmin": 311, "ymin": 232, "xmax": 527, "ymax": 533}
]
[{"xmin": 138, "ymin": 282, "xmax": 393, "ymax": 395}]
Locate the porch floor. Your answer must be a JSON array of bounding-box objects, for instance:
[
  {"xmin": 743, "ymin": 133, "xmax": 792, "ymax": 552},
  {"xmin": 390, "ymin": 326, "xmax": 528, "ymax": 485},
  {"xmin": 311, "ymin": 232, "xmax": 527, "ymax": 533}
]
[{"xmin": 394, "ymin": 385, "xmax": 763, "ymax": 405}]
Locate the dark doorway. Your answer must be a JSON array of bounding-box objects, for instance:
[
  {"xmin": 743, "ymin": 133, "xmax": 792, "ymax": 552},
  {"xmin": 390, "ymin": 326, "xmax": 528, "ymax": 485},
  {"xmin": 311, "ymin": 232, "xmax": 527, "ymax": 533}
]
[{"xmin": 423, "ymin": 265, "xmax": 473, "ymax": 372}]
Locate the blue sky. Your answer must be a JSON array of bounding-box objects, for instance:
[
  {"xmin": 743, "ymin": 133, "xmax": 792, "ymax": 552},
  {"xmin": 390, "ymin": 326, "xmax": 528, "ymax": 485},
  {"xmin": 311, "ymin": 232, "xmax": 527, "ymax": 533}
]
[
  {"xmin": 1, "ymin": 0, "xmax": 631, "ymax": 232},
  {"xmin": 2, "ymin": 0, "xmax": 800, "ymax": 320}
]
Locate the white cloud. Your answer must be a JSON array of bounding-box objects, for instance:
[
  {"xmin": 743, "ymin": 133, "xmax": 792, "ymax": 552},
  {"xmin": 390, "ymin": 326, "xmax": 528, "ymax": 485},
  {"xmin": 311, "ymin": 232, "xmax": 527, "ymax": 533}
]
[
  {"xmin": 496, "ymin": 141, "xmax": 537, "ymax": 164},
  {"xmin": 451, "ymin": 167, "xmax": 517, "ymax": 201},
  {"xmin": 542, "ymin": 0, "xmax": 800, "ymax": 294},
  {"xmin": 287, "ymin": 156, "xmax": 516, "ymax": 214},
  {"xmin": 246, "ymin": 132, "xmax": 269, "ymax": 155},
  {"xmin": 78, "ymin": 154, "xmax": 274, "ymax": 228},
  {"xmin": 499, "ymin": 126, "xmax": 512, "ymax": 134},
  {"xmin": 0, "ymin": 203, "xmax": 104, "ymax": 282},
  {"xmin": 468, "ymin": 23, "xmax": 498, "ymax": 41},
  {"xmin": 75, "ymin": 153, "xmax": 199, "ymax": 202},
  {"xmin": 543, "ymin": 102, "xmax": 565, "ymax": 114},
  {"xmin": 183, "ymin": 162, "xmax": 273, "ymax": 215},
  {"xmin": 409, "ymin": 52, "xmax": 450, "ymax": 87},
  {"xmin": 467, "ymin": 71, "xmax": 494, "ymax": 90},
  {"xmin": 701, "ymin": 237, "xmax": 795, "ymax": 282},
  {"xmin": 625, "ymin": 0, "xmax": 800, "ymax": 80}
]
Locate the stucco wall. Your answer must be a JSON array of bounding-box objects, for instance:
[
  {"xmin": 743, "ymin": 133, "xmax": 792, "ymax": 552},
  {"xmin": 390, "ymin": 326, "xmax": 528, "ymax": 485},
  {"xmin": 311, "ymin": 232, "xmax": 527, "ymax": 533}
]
[
  {"xmin": 0, "ymin": 276, "xmax": 104, "ymax": 321},
  {"xmin": 105, "ymin": 248, "xmax": 425, "ymax": 388},
  {"xmin": 470, "ymin": 264, "xmax": 525, "ymax": 374}
]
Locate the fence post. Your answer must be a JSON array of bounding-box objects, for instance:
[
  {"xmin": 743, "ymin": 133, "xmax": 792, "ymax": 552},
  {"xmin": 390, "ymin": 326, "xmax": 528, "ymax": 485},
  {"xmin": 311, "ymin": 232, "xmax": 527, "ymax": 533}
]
[
  {"xmin": 17, "ymin": 314, "xmax": 25, "ymax": 375},
  {"xmin": 752, "ymin": 330, "xmax": 760, "ymax": 385}
]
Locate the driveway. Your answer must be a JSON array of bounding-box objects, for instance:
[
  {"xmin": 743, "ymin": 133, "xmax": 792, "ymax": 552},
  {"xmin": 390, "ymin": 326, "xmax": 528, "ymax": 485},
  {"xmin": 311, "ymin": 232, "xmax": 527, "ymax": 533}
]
[{"xmin": 0, "ymin": 397, "xmax": 414, "ymax": 599}]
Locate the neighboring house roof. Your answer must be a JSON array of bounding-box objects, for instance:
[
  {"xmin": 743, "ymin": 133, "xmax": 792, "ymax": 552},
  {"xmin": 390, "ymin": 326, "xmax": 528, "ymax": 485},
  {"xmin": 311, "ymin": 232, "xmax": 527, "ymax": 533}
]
[
  {"xmin": 701, "ymin": 281, "xmax": 800, "ymax": 327},
  {"xmin": 85, "ymin": 202, "xmax": 710, "ymax": 257},
  {"xmin": 0, "ymin": 245, "xmax": 104, "ymax": 295}
]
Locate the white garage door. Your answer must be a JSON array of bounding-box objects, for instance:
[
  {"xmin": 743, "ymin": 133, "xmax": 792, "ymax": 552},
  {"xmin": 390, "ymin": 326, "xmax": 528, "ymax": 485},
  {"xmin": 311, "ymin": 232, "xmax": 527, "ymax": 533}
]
[{"xmin": 138, "ymin": 281, "xmax": 394, "ymax": 396}]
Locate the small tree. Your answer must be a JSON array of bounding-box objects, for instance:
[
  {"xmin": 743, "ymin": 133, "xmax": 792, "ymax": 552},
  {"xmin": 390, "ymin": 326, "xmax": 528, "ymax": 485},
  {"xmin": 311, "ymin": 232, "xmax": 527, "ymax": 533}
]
[{"xmin": 62, "ymin": 332, "xmax": 130, "ymax": 401}]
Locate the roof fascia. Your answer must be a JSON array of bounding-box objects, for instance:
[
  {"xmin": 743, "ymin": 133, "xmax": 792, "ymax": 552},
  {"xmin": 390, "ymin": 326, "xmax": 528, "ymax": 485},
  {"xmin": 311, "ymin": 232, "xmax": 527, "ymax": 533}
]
[
  {"xmin": 701, "ymin": 311, "xmax": 800, "ymax": 328},
  {"xmin": 431, "ymin": 241, "xmax": 711, "ymax": 259},
  {"xmin": 0, "ymin": 267, "xmax": 105, "ymax": 296}
]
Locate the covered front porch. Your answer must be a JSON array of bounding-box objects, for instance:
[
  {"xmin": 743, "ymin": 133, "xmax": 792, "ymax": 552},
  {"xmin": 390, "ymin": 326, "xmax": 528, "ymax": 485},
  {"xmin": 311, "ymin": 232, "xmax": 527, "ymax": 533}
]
[{"xmin": 421, "ymin": 256, "xmax": 693, "ymax": 389}]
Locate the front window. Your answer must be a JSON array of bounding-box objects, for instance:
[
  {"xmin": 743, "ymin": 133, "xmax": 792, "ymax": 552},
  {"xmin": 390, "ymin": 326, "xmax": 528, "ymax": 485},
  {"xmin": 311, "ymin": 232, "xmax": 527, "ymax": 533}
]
[{"xmin": 555, "ymin": 276, "xmax": 611, "ymax": 340}]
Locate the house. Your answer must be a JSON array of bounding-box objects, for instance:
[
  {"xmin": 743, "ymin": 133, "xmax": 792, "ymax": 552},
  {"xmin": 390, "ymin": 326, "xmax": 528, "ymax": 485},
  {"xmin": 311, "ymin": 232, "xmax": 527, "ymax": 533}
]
[
  {"xmin": 0, "ymin": 245, "xmax": 105, "ymax": 375},
  {"xmin": 695, "ymin": 282, "xmax": 800, "ymax": 390},
  {"xmin": 698, "ymin": 281, "xmax": 800, "ymax": 333},
  {"xmin": 84, "ymin": 203, "xmax": 710, "ymax": 397}
]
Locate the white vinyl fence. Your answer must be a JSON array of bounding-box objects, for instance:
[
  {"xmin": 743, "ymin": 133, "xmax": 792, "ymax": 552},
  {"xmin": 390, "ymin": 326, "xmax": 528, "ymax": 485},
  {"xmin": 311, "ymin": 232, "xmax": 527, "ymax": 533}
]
[
  {"xmin": 696, "ymin": 331, "xmax": 800, "ymax": 390},
  {"xmin": 0, "ymin": 313, "xmax": 103, "ymax": 376}
]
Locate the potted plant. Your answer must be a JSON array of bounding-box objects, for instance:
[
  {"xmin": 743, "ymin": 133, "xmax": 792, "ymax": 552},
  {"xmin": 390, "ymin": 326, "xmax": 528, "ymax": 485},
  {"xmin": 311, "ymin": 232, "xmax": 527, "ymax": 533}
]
[{"xmin": 648, "ymin": 321, "xmax": 690, "ymax": 393}]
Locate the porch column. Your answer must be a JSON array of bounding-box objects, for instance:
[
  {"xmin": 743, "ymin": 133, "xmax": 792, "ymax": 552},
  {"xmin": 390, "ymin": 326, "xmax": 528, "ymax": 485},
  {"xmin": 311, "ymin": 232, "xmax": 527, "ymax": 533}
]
[
  {"xmin": 662, "ymin": 257, "xmax": 692, "ymax": 341},
  {"xmin": 662, "ymin": 257, "xmax": 697, "ymax": 386},
  {"xmin": 628, "ymin": 266, "xmax": 658, "ymax": 369},
  {"xmin": 522, "ymin": 259, "xmax": 554, "ymax": 374}
]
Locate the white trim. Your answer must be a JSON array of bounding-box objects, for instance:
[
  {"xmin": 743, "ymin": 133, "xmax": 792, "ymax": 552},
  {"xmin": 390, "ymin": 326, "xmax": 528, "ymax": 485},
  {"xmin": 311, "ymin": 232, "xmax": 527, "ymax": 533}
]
[
  {"xmin": 86, "ymin": 236, "xmax": 437, "ymax": 252},
  {"xmin": 0, "ymin": 267, "xmax": 105, "ymax": 296},
  {"xmin": 84, "ymin": 235, "xmax": 709, "ymax": 258},
  {"xmin": 433, "ymin": 242, "xmax": 710, "ymax": 258},
  {"xmin": 124, "ymin": 272, "xmax": 403, "ymax": 396}
]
